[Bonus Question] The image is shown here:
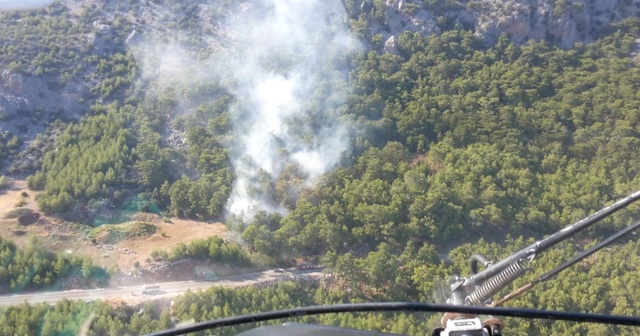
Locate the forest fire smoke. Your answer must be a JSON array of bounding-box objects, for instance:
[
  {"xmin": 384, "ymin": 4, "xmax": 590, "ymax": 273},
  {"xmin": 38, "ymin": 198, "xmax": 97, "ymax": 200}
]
[
  {"xmin": 222, "ymin": 0, "xmax": 359, "ymax": 220},
  {"xmin": 134, "ymin": 0, "xmax": 359, "ymax": 221}
]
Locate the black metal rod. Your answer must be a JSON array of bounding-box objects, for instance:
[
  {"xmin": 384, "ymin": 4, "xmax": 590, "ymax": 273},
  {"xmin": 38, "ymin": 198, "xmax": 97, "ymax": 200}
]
[
  {"xmin": 540, "ymin": 217, "xmax": 640, "ymax": 282},
  {"xmin": 470, "ymin": 254, "xmax": 492, "ymax": 275},
  {"xmin": 468, "ymin": 190, "xmax": 640, "ymax": 285},
  {"xmin": 144, "ymin": 302, "xmax": 640, "ymax": 336}
]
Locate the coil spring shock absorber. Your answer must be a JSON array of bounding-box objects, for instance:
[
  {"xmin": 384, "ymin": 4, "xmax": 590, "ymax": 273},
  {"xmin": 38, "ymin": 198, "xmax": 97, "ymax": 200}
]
[{"xmin": 466, "ymin": 260, "xmax": 527, "ymax": 305}]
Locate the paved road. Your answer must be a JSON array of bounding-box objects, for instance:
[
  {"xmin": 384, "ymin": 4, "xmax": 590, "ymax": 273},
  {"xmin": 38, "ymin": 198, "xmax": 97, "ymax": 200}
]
[{"xmin": 0, "ymin": 269, "xmax": 323, "ymax": 307}]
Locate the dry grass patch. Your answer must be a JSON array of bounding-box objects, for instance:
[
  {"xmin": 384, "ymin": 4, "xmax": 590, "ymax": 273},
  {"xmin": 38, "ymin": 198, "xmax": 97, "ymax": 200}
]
[{"xmin": 89, "ymin": 221, "xmax": 158, "ymax": 244}]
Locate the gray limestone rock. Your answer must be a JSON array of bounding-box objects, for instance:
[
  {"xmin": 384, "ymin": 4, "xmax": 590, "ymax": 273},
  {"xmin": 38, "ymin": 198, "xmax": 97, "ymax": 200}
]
[{"xmin": 375, "ymin": 0, "xmax": 640, "ymax": 50}]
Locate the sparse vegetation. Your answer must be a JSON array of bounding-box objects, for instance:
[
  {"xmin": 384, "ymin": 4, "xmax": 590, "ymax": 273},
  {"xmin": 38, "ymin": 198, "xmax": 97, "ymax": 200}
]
[
  {"xmin": 3, "ymin": 208, "xmax": 33, "ymax": 219},
  {"xmin": 0, "ymin": 134, "xmax": 23, "ymax": 170},
  {"xmin": 13, "ymin": 198, "xmax": 27, "ymax": 207},
  {"xmin": 12, "ymin": 229, "xmax": 27, "ymax": 236},
  {"xmin": 0, "ymin": 176, "xmax": 9, "ymax": 190},
  {"xmin": 88, "ymin": 221, "xmax": 157, "ymax": 244}
]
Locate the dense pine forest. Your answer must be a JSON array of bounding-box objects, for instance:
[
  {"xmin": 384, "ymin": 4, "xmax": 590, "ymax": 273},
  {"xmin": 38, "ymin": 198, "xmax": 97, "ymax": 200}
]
[
  {"xmin": 2, "ymin": 0, "xmax": 640, "ymax": 335},
  {"xmin": 0, "ymin": 236, "xmax": 107, "ymax": 294}
]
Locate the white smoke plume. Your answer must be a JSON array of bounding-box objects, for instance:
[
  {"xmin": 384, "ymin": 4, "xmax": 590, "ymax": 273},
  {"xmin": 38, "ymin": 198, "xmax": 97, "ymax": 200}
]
[
  {"xmin": 221, "ymin": 0, "xmax": 360, "ymax": 219},
  {"xmin": 133, "ymin": 0, "xmax": 360, "ymax": 221}
]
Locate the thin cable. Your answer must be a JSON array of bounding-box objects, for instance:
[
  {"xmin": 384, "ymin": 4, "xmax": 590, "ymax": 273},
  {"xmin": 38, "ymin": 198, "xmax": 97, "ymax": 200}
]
[
  {"xmin": 145, "ymin": 302, "xmax": 640, "ymax": 336},
  {"xmin": 541, "ymin": 218, "xmax": 640, "ymax": 282},
  {"xmin": 469, "ymin": 189, "xmax": 640, "ymax": 284},
  {"xmin": 492, "ymin": 218, "xmax": 640, "ymax": 307}
]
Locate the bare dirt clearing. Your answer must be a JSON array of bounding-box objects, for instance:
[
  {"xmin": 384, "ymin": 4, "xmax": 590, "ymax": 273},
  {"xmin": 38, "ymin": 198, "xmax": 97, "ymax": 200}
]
[
  {"xmin": 0, "ymin": 184, "xmax": 49, "ymax": 248},
  {"xmin": 0, "ymin": 181, "xmax": 38, "ymax": 214},
  {"xmin": 0, "ymin": 181, "xmax": 228, "ymax": 273},
  {"xmin": 106, "ymin": 216, "xmax": 228, "ymax": 270}
]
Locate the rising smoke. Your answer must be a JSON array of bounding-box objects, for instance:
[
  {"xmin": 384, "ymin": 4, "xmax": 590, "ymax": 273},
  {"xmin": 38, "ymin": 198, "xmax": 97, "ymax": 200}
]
[
  {"xmin": 221, "ymin": 0, "xmax": 360, "ymax": 219},
  {"xmin": 135, "ymin": 0, "xmax": 360, "ymax": 221}
]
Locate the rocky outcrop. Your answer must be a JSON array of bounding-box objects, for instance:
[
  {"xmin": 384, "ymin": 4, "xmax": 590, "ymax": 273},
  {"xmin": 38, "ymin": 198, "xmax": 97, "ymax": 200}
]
[
  {"xmin": 361, "ymin": 0, "xmax": 640, "ymax": 50},
  {"xmin": 0, "ymin": 67, "xmax": 86, "ymax": 175},
  {"xmin": 88, "ymin": 20, "xmax": 113, "ymax": 55},
  {"xmin": 0, "ymin": 95, "xmax": 28, "ymax": 120},
  {"xmin": 383, "ymin": 0, "xmax": 442, "ymax": 37},
  {"xmin": 0, "ymin": 72, "xmax": 84, "ymax": 122},
  {"xmin": 456, "ymin": 0, "xmax": 600, "ymax": 48},
  {"xmin": 384, "ymin": 35, "xmax": 400, "ymax": 54},
  {"xmin": 1, "ymin": 70, "xmax": 25, "ymax": 94}
]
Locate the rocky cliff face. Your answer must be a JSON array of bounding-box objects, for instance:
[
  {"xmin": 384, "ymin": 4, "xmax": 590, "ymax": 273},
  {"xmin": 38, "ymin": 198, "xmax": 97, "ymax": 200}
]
[
  {"xmin": 0, "ymin": 71, "xmax": 85, "ymax": 121},
  {"xmin": 359, "ymin": 0, "xmax": 640, "ymax": 49}
]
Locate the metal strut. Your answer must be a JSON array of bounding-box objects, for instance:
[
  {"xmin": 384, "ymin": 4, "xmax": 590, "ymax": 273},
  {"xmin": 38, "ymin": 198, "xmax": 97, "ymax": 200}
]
[
  {"xmin": 465, "ymin": 190, "xmax": 640, "ymax": 287},
  {"xmin": 466, "ymin": 260, "xmax": 527, "ymax": 305},
  {"xmin": 490, "ymin": 217, "xmax": 640, "ymax": 307}
]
